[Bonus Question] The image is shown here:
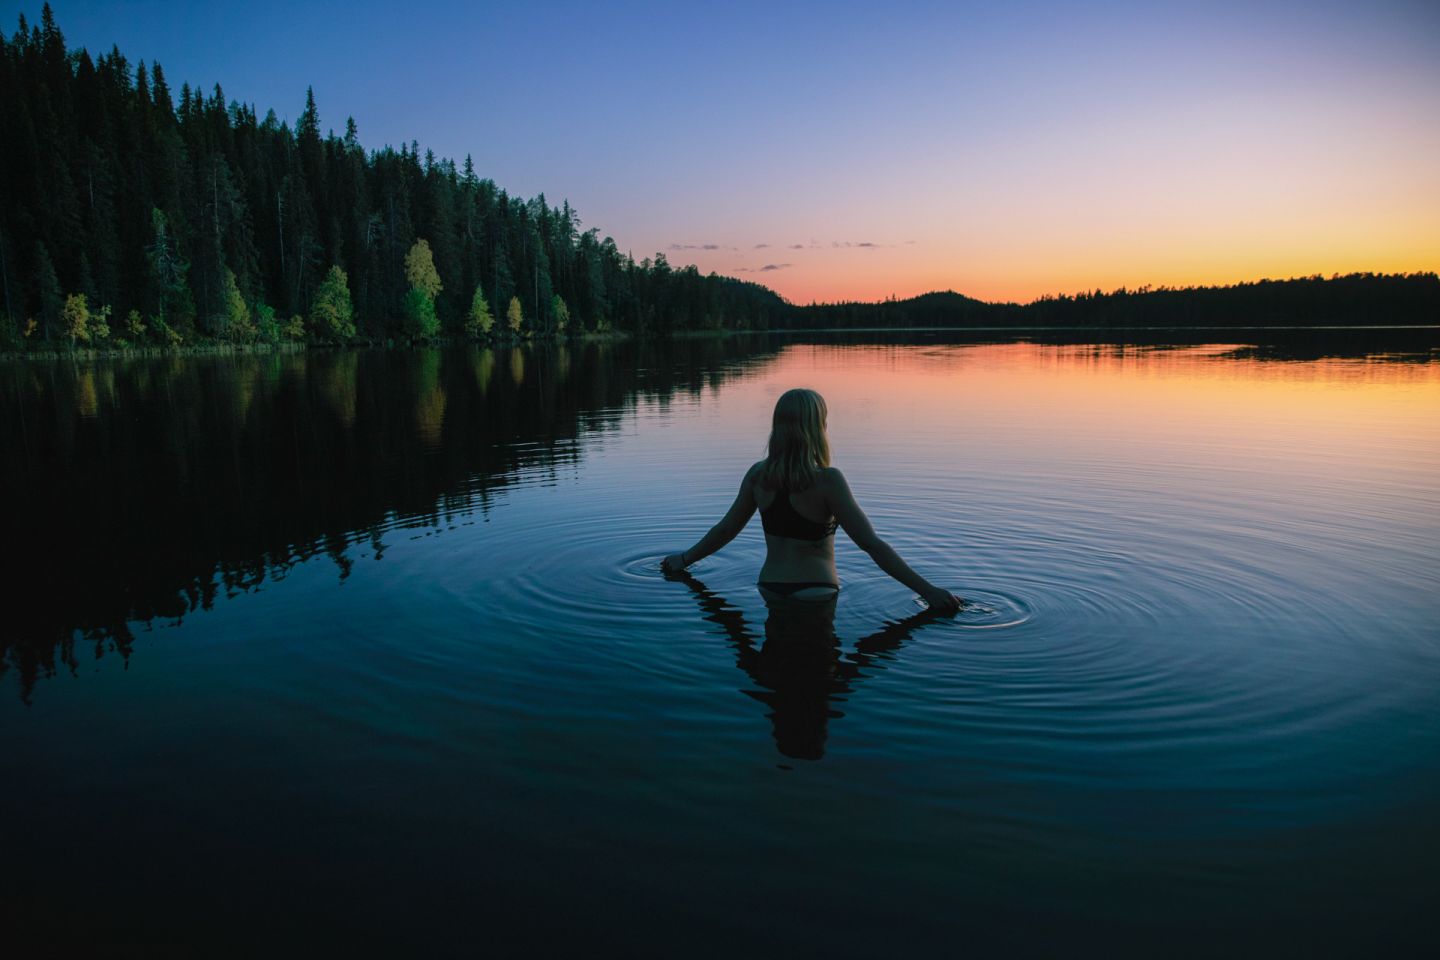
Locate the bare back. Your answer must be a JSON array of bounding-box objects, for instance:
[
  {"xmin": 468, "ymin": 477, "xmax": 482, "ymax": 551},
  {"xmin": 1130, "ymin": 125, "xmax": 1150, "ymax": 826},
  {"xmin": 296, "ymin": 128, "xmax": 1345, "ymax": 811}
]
[{"xmin": 753, "ymin": 467, "xmax": 839, "ymax": 586}]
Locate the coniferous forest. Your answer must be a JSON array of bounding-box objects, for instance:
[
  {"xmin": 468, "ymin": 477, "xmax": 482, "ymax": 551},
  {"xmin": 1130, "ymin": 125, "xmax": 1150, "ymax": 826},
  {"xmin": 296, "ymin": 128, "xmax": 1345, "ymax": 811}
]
[
  {"xmin": 1, "ymin": 5, "xmax": 1434, "ymax": 353},
  {"xmin": 0, "ymin": 6, "xmax": 792, "ymax": 351}
]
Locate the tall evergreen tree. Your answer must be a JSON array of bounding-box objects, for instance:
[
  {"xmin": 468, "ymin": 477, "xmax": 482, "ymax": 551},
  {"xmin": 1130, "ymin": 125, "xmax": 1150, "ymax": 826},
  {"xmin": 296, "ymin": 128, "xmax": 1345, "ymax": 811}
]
[{"xmin": 32, "ymin": 241, "xmax": 61, "ymax": 338}]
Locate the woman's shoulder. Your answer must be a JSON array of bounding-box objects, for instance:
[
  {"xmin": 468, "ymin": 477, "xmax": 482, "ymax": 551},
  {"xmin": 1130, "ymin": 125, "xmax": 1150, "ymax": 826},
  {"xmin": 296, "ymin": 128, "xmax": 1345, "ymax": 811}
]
[{"xmin": 814, "ymin": 465, "xmax": 849, "ymax": 492}]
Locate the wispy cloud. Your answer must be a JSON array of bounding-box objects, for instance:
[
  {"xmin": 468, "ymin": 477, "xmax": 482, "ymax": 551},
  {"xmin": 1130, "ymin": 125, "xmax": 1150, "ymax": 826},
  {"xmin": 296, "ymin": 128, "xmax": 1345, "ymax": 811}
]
[
  {"xmin": 680, "ymin": 238, "xmax": 905, "ymax": 255},
  {"xmin": 779, "ymin": 239, "xmax": 885, "ymax": 249},
  {"xmin": 759, "ymin": 263, "xmax": 791, "ymax": 272}
]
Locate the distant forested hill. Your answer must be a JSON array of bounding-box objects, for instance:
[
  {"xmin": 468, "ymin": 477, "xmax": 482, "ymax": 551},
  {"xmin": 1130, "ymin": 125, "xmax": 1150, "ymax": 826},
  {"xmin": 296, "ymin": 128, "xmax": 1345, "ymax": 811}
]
[{"xmin": 794, "ymin": 274, "xmax": 1440, "ymax": 329}]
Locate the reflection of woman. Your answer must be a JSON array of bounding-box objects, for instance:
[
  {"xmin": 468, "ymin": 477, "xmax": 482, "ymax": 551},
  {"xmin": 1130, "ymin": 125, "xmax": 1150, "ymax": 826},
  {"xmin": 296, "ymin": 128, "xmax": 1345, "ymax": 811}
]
[
  {"xmin": 662, "ymin": 388, "xmax": 961, "ymax": 613},
  {"xmin": 670, "ymin": 571, "xmax": 948, "ymax": 760}
]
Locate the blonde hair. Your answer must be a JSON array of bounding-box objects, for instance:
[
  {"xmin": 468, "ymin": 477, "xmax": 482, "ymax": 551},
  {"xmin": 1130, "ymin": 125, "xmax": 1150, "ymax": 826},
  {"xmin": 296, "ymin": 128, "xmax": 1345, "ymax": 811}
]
[{"xmin": 760, "ymin": 388, "xmax": 830, "ymax": 491}]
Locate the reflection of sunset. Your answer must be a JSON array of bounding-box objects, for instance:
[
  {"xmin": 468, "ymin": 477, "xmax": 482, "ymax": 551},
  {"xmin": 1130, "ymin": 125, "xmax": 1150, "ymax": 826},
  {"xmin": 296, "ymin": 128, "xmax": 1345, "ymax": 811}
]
[{"xmin": 735, "ymin": 343, "xmax": 1440, "ymax": 487}]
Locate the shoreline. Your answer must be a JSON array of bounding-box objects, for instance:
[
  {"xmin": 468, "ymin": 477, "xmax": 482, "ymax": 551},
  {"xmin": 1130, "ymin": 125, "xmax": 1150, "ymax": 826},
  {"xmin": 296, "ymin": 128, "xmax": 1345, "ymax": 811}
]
[
  {"xmin": 0, "ymin": 330, "xmax": 631, "ymax": 362},
  {"xmin": 4, "ymin": 324, "xmax": 1435, "ymax": 361}
]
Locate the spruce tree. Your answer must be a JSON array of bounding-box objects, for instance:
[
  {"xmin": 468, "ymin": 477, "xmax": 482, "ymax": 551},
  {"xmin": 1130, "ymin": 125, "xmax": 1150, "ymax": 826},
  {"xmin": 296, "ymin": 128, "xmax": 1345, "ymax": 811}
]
[{"xmin": 32, "ymin": 243, "xmax": 62, "ymax": 340}]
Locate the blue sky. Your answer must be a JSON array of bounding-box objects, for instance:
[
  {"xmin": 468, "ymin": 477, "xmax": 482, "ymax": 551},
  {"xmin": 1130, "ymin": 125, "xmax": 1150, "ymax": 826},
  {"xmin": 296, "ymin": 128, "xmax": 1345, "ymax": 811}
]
[{"xmin": 21, "ymin": 0, "xmax": 1440, "ymax": 301}]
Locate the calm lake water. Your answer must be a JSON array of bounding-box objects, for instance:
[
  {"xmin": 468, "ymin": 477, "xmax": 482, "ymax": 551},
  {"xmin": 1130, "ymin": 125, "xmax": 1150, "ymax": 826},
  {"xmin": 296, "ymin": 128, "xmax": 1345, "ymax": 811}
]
[{"xmin": 3, "ymin": 331, "xmax": 1439, "ymax": 954}]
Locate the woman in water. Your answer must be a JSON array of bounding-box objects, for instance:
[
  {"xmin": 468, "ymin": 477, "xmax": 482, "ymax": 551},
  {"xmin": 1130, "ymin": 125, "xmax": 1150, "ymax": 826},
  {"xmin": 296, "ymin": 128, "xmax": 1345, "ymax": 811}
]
[{"xmin": 662, "ymin": 387, "xmax": 962, "ymax": 614}]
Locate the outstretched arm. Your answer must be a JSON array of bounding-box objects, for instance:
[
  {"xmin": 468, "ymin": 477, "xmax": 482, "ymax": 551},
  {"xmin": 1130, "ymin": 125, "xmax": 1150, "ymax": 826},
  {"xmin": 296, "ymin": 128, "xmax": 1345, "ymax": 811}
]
[
  {"xmin": 662, "ymin": 464, "xmax": 760, "ymax": 573},
  {"xmin": 825, "ymin": 468, "xmax": 962, "ymax": 614}
]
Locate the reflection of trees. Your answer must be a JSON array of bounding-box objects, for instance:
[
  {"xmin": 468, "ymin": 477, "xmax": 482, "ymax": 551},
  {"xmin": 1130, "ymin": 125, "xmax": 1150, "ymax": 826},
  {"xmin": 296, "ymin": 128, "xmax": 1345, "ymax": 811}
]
[
  {"xmin": 670, "ymin": 572, "xmax": 949, "ymax": 761},
  {"xmin": 0, "ymin": 338, "xmax": 780, "ymax": 701},
  {"xmin": 790, "ymin": 326, "xmax": 1440, "ymax": 362},
  {"xmin": 412, "ymin": 350, "xmax": 447, "ymax": 445},
  {"xmin": 318, "ymin": 351, "xmax": 359, "ymax": 429},
  {"xmin": 471, "ymin": 347, "xmax": 494, "ymax": 395}
]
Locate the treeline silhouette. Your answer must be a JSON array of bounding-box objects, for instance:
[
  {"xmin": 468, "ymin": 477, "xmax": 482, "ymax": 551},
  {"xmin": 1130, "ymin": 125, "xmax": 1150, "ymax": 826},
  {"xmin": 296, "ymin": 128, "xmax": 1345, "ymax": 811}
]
[
  {"xmin": 0, "ymin": 6, "xmax": 790, "ymax": 350},
  {"xmin": 1, "ymin": 6, "xmax": 1433, "ymax": 353},
  {"xmin": 0, "ymin": 336, "xmax": 781, "ymax": 701},
  {"xmin": 796, "ymin": 274, "xmax": 1440, "ymax": 329}
]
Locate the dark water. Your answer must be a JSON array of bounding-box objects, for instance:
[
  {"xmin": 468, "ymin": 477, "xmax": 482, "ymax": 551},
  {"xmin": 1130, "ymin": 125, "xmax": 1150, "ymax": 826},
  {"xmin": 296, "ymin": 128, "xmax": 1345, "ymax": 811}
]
[{"xmin": 3, "ymin": 331, "xmax": 1439, "ymax": 955}]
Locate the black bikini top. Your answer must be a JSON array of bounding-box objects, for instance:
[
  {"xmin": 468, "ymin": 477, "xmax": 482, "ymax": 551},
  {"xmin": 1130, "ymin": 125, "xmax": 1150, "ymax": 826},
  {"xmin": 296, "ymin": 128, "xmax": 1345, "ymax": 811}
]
[{"xmin": 759, "ymin": 483, "xmax": 838, "ymax": 541}]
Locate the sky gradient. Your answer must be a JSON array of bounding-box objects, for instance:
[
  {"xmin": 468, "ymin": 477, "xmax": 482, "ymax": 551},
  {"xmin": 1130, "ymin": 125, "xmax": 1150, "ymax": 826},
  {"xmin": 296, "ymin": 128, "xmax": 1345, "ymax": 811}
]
[{"xmin": 26, "ymin": 0, "xmax": 1440, "ymax": 304}]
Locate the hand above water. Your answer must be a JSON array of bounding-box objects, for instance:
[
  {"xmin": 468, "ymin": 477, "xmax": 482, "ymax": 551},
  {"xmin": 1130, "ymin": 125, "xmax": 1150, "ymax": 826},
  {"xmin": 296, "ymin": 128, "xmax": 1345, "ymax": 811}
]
[{"xmin": 922, "ymin": 587, "xmax": 964, "ymax": 615}]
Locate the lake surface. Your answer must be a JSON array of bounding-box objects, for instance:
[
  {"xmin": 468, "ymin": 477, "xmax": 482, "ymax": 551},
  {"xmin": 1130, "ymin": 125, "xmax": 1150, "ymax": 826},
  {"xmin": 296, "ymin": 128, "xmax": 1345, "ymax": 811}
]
[{"xmin": 3, "ymin": 331, "xmax": 1439, "ymax": 955}]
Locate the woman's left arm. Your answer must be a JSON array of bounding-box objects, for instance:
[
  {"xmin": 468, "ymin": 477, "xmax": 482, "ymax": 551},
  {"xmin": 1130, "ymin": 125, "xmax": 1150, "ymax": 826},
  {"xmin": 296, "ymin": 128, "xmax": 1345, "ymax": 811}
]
[{"xmin": 662, "ymin": 465, "xmax": 760, "ymax": 572}]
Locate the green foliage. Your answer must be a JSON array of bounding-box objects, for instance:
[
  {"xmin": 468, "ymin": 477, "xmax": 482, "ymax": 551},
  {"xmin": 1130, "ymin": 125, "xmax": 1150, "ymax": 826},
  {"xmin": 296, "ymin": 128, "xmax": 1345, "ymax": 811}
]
[
  {"xmin": 1, "ymin": 12, "xmax": 804, "ymax": 345},
  {"xmin": 310, "ymin": 266, "xmax": 356, "ymax": 341},
  {"xmin": 507, "ymin": 297, "xmax": 524, "ymax": 335},
  {"xmin": 405, "ymin": 286, "xmax": 440, "ymax": 339},
  {"xmin": 284, "ymin": 315, "xmax": 306, "ymax": 341},
  {"xmin": 33, "ymin": 243, "xmax": 62, "ymax": 340},
  {"xmin": 61, "ymin": 293, "xmax": 90, "ymax": 345},
  {"xmin": 254, "ymin": 302, "xmax": 280, "ymax": 343},
  {"xmin": 467, "ymin": 285, "xmax": 494, "ymax": 337},
  {"xmin": 0, "ymin": 313, "xmax": 20, "ymax": 351},
  {"xmin": 151, "ymin": 316, "xmax": 185, "ymax": 346},
  {"xmin": 221, "ymin": 268, "xmax": 256, "ymax": 342},
  {"xmin": 404, "ymin": 239, "xmax": 443, "ymax": 302},
  {"xmin": 403, "ymin": 240, "xmax": 442, "ymax": 338},
  {"xmin": 91, "ymin": 303, "xmax": 112, "ymax": 341},
  {"xmin": 125, "ymin": 310, "xmax": 146, "ymax": 339},
  {"xmin": 551, "ymin": 295, "xmax": 570, "ymax": 334},
  {"xmin": 146, "ymin": 209, "xmax": 190, "ymax": 330}
]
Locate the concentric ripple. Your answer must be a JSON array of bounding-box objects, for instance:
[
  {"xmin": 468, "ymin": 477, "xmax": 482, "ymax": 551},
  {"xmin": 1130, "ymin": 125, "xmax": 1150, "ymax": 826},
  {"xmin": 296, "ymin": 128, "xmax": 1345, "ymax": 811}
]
[
  {"xmin": 6, "ymin": 337, "xmax": 1440, "ymax": 954},
  {"xmin": 928, "ymin": 587, "xmax": 1033, "ymax": 629}
]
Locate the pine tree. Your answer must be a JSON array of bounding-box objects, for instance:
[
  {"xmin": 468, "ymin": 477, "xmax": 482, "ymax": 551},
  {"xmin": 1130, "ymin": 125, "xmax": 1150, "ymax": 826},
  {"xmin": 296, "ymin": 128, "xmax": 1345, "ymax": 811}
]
[
  {"xmin": 220, "ymin": 267, "xmax": 255, "ymax": 341},
  {"xmin": 145, "ymin": 208, "xmax": 190, "ymax": 333},
  {"xmin": 32, "ymin": 243, "xmax": 62, "ymax": 340},
  {"xmin": 0, "ymin": 8, "xmax": 803, "ymax": 348}
]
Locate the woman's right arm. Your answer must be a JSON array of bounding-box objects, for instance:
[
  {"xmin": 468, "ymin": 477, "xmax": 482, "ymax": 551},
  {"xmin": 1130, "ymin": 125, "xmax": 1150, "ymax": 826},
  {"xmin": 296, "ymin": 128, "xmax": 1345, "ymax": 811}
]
[
  {"xmin": 824, "ymin": 467, "xmax": 962, "ymax": 614},
  {"xmin": 661, "ymin": 463, "xmax": 761, "ymax": 574}
]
